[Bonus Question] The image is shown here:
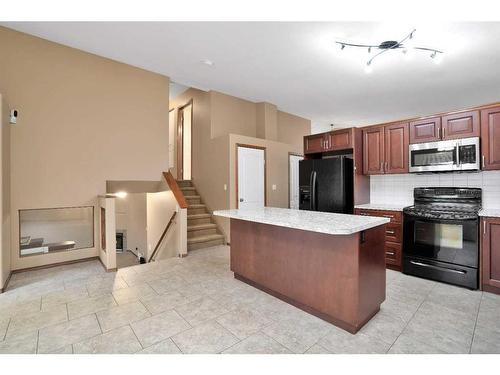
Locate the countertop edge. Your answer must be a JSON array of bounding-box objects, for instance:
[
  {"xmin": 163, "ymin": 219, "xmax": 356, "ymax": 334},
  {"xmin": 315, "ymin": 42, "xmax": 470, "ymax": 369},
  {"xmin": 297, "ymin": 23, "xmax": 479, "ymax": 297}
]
[
  {"xmin": 214, "ymin": 210, "xmax": 390, "ymax": 235},
  {"xmin": 354, "ymin": 204, "xmax": 409, "ymax": 212},
  {"xmin": 479, "ymin": 208, "xmax": 500, "ymax": 218}
]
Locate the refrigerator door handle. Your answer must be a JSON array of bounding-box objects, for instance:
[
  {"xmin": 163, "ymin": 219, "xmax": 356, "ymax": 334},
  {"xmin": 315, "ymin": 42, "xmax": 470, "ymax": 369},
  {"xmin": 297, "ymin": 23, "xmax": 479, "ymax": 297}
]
[
  {"xmin": 309, "ymin": 171, "xmax": 314, "ymax": 210},
  {"xmin": 311, "ymin": 171, "xmax": 317, "ymax": 211}
]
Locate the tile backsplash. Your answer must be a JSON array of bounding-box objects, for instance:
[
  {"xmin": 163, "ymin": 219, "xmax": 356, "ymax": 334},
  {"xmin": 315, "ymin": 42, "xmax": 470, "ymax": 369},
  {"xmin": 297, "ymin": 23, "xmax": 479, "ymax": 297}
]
[{"xmin": 370, "ymin": 170, "xmax": 500, "ymax": 208}]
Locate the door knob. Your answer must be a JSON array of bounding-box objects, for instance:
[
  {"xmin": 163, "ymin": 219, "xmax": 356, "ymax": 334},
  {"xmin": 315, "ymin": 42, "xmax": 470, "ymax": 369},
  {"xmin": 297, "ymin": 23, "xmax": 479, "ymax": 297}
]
[{"xmin": 239, "ymin": 198, "xmax": 244, "ymax": 202}]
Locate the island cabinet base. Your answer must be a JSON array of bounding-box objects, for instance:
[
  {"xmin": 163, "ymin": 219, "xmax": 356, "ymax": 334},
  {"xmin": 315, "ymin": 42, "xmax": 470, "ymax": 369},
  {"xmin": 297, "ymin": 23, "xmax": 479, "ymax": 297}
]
[{"xmin": 229, "ymin": 218, "xmax": 386, "ymax": 334}]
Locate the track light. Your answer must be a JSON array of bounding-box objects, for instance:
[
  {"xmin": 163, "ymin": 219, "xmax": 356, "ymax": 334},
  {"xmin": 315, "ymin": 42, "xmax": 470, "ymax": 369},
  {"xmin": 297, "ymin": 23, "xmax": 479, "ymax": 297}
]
[
  {"xmin": 335, "ymin": 29, "xmax": 444, "ymax": 72},
  {"xmin": 364, "ymin": 61, "xmax": 373, "ymax": 74},
  {"xmin": 432, "ymin": 52, "xmax": 443, "ymax": 64}
]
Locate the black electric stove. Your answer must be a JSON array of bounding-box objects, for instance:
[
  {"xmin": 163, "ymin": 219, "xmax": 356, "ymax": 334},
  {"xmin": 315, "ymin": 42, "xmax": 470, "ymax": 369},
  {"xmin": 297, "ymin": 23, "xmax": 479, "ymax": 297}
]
[{"xmin": 402, "ymin": 187, "xmax": 481, "ymax": 289}]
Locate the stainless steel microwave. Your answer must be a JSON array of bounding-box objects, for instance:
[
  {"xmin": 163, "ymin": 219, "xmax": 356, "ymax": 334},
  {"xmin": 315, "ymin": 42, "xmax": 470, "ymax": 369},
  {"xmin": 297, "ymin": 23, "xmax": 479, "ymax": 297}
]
[{"xmin": 409, "ymin": 137, "xmax": 480, "ymax": 173}]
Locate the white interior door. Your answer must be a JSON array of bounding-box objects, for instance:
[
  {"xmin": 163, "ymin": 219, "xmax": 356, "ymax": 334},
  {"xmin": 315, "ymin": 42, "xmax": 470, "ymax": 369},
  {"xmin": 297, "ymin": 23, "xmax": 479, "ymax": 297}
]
[
  {"xmin": 238, "ymin": 146, "xmax": 265, "ymax": 209},
  {"xmin": 289, "ymin": 154, "xmax": 303, "ymax": 209}
]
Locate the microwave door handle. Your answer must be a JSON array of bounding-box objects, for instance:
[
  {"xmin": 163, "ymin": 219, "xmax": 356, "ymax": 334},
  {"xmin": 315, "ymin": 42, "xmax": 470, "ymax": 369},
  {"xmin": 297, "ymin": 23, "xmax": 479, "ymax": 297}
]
[{"xmin": 311, "ymin": 171, "xmax": 317, "ymax": 211}]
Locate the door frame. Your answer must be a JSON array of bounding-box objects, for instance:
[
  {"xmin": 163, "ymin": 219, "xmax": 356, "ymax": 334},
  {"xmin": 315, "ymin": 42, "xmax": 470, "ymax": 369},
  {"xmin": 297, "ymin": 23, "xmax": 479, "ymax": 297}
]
[
  {"xmin": 168, "ymin": 108, "xmax": 176, "ymax": 172},
  {"xmin": 235, "ymin": 143, "xmax": 267, "ymax": 209},
  {"xmin": 176, "ymin": 99, "xmax": 193, "ymax": 181},
  {"xmin": 288, "ymin": 152, "xmax": 304, "ymax": 209}
]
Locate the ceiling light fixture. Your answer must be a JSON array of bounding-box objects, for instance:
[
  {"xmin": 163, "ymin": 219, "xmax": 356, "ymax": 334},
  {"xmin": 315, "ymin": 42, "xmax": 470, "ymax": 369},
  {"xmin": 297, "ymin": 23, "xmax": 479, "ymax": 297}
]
[
  {"xmin": 201, "ymin": 59, "xmax": 214, "ymax": 66},
  {"xmin": 336, "ymin": 29, "xmax": 444, "ymax": 73}
]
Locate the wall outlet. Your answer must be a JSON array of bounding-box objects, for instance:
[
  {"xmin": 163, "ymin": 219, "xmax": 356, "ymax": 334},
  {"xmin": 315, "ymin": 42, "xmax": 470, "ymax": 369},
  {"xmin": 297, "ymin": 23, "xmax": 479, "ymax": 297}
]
[
  {"xmin": 272, "ymin": 184, "xmax": 277, "ymax": 191},
  {"xmin": 223, "ymin": 184, "xmax": 227, "ymax": 191}
]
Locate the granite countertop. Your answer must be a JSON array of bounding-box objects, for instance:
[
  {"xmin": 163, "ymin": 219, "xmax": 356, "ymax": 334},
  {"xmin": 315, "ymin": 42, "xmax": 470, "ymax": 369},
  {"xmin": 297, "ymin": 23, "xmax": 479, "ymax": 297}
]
[
  {"xmin": 479, "ymin": 208, "xmax": 500, "ymax": 218},
  {"xmin": 213, "ymin": 207, "xmax": 390, "ymax": 235},
  {"xmin": 354, "ymin": 203, "xmax": 410, "ymax": 212}
]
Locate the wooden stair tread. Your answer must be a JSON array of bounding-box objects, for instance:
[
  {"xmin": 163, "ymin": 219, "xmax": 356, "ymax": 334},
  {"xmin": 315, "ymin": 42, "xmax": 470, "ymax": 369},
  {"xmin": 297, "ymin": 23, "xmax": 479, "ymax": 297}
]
[
  {"xmin": 188, "ymin": 204, "xmax": 206, "ymax": 208},
  {"xmin": 187, "ymin": 233, "xmax": 225, "ymax": 244},
  {"xmin": 188, "ymin": 213, "xmax": 211, "ymax": 219},
  {"xmin": 185, "ymin": 195, "xmax": 201, "ymax": 199},
  {"xmin": 188, "ymin": 223, "xmax": 217, "ymax": 231}
]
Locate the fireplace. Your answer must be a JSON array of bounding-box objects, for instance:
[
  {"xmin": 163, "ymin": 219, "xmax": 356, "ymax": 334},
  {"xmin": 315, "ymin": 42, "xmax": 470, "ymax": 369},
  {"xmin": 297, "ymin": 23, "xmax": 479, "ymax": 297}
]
[{"xmin": 116, "ymin": 230, "xmax": 126, "ymax": 252}]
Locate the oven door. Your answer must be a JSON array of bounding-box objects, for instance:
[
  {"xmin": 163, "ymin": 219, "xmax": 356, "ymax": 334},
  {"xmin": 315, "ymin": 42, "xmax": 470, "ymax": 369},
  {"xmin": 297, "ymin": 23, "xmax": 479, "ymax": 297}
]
[
  {"xmin": 409, "ymin": 139, "xmax": 459, "ymax": 173},
  {"xmin": 403, "ymin": 214, "xmax": 478, "ymax": 268}
]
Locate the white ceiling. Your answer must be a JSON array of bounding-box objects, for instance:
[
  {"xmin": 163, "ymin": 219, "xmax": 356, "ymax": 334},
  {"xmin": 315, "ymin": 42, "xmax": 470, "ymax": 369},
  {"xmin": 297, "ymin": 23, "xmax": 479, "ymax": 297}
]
[{"xmin": 3, "ymin": 22, "xmax": 500, "ymax": 127}]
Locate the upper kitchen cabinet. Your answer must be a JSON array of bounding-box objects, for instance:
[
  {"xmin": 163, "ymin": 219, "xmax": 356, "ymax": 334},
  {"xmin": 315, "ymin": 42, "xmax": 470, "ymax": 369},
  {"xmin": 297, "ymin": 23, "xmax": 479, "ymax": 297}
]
[
  {"xmin": 363, "ymin": 122, "xmax": 408, "ymax": 175},
  {"xmin": 410, "ymin": 111, "xmax": 480, "ymax": 144},
  {"xmin": 384, "ymin": 122, "xmax": 409, "ymax": 174},
  {"xmin": 409, "ymin": 117, "xmax": 441, "ymax": 144},
  {"xmin": 303, "ymin": 128, "xmax": 354, "ymax": 155},
  {"xmin": 304, "ymin": 133, "xmax": 330, "ymax": 154},
  {"xmin": 480, "ymin": 106, "xmax": 500, "ymax": 170},
  {"xmin": 441, "ymin": 110, "xmax": 480, "ymax": 140},
  {"xmin": 329, "ymin": 128, "xmax": 353, "ymax": 150},
  {"xmin": 362, "ymin": 126, "xmax": 384, "ymax": 175}
]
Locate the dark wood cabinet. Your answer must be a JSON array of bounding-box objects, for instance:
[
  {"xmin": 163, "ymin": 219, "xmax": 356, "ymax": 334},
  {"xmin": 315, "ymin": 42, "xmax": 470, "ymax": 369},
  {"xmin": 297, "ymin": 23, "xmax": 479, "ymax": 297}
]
[
  {"xmin": 304, "ymin": 128, "xmax": 355, "ymax": 154},
  {"xmin": 329, "ymin": 128, "xmax": 353, "ymax": 151},
  {"xmin": 481, "ymin": 217, "xmax": 500, "ymax": 295},
  {"xmin": 304, "ymin": 133, "xmax": 329, "ymax": 154},
  {"xmin": 410, "ymin": 111, "xmax": 479, "ymax": 144},
  {"xmin": 355, "ymin": 208, "xmax": 402, "ymax": 271},
  {"xmin": 442, "ymin": 110, "xmax": 480, "ymax": 140},
  {"xmin": 409, "ymin": 117, "xmax": 441, "ymax": 144},
  {"xmin": 384, "ymin": 122, "xmax": 409, "ymax": 174},
  {"xmin": 480, "ymin": 106, "xmax": 500, "ymax": 170},
  {"xmin": 363, "ymin": 123, "xmax": 408, "ymax": 175},
  {"xmin": 362, "ymin": 126, "xmax": 385, "ymax": 175}
]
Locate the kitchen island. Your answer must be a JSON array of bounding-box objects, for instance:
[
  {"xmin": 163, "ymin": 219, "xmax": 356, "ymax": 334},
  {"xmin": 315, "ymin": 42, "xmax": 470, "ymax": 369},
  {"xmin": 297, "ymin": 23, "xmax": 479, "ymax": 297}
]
[{"xmin": 213, "ymin": 207, "xmax": 390, "ymax": 333}]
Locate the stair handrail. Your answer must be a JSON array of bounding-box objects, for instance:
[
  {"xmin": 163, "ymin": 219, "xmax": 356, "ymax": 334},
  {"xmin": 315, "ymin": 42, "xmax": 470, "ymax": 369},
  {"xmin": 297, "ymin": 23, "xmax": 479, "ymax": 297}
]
[
  {"xmin": 163, "ymin": 171, "xmax": 188, "ymax": 209},
  {"xmin": 148, "ymin": 211, "xmax": 177, "ymax": 263}
]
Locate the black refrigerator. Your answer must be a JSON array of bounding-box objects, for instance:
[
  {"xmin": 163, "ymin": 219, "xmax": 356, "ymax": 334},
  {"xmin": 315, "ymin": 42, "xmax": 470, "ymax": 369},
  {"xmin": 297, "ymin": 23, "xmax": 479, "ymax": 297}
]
[{"xmin": 299, "ymin": 156, "xmax": 354, "ymax": 214}]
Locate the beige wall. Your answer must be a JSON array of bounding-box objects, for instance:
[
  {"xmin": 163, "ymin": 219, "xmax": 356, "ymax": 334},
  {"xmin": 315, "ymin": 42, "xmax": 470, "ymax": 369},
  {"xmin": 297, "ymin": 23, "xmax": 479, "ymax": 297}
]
[
  {"xmin": 115, "ymin": 193, "xmax": 147, "ymax": 256},
  {"xmin": 98, "ymin": 197, "xmax": 116, "ymax": 271},
  {"xmin": 277, "ymin": 110, "xmax": 311, "ymax": 149},
  {"xmin": 210, "ymin": 91, "xmax": 257, "ymax": 139},
  {"xmin": 256, "ymin": 102, "xmax": 278, "ymax": 141},
  {"xmin": 0, "ymin": 27, "xmax": 170, "ymax": 270},
  {"xmin": 1, "ymin": 95, "xmax": 11, "ymax": 289},
  {"xmin": 146, "ymin": 191, "xmax": 181, "ymax": 260}
]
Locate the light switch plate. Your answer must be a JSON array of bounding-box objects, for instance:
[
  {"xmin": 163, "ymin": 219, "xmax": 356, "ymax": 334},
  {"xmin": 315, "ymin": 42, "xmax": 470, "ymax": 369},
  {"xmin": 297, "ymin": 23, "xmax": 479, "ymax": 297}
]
[{"xmin": 272, "ymin": 184, "xmax": 277, "ymax": 191}]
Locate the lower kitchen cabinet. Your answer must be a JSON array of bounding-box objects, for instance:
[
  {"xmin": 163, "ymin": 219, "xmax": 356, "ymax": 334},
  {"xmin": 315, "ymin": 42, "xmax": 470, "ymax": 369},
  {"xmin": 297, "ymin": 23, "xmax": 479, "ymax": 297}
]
[
  {"xmin": 481, "ymin": 217, "xmax": 500, "ymax": 295},
  {"xmin": 355, "ymin": 208, "xmax": 402, "ymax": 271}
]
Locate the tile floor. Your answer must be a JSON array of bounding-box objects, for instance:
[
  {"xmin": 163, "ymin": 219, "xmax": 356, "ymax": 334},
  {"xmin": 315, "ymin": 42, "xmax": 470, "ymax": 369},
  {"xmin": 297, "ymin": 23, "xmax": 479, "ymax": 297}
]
[{"xmin": 1, "ymin": 245, "xmax": 499, "ymax": 354}]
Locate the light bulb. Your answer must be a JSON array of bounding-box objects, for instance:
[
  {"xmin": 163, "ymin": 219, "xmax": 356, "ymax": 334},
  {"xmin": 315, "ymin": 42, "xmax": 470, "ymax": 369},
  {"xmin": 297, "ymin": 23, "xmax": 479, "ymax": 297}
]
[
  {"xmin": 115, "ymin": 191, "xmax": 128, "ymax": 199},
  {"xmin": 433, "ymin": 52, "xmax": 443, "ymax": 64}
]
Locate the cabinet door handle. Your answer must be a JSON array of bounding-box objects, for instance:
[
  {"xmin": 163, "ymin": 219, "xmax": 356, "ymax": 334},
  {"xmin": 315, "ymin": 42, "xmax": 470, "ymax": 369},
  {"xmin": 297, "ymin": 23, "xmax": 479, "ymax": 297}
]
[
  {"xmin": 386, "ymin": 251, "xmax": 395, "ymax": 256},
  {"xmin": 383, "ymin": 214, "xmax": 394, "ymax": 219},
  {"xmin": 482, "ymin": 155, "xmax": 486, "ymax": 168},
  {"xmin": 380, "ymin": 162, "xmax": 384, "ymax": 172},
  {"xmin": 438, "ymin": 127, "xmax": 441, "ymax": 139},
  {"xmin": 385, "ymin": 162, "xmax": 388, "ymax": 172},
  {"xmin": 386, "ymin": 230, "xmax": 395, "ymax": 234},
  {"xmin": 443, "ymin": 127, "xmax": 446, "ymax": 139},
  {"xmin": 484, "ymin": 221, "xmax": 486, "ymax": 236}
]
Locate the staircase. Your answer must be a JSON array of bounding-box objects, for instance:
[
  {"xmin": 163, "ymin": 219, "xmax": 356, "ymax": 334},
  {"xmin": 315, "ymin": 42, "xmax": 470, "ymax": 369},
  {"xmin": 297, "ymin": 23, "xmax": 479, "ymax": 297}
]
[{"xmin": 177, "ymin": 180, "xmax": 226, "ymax": 251}]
